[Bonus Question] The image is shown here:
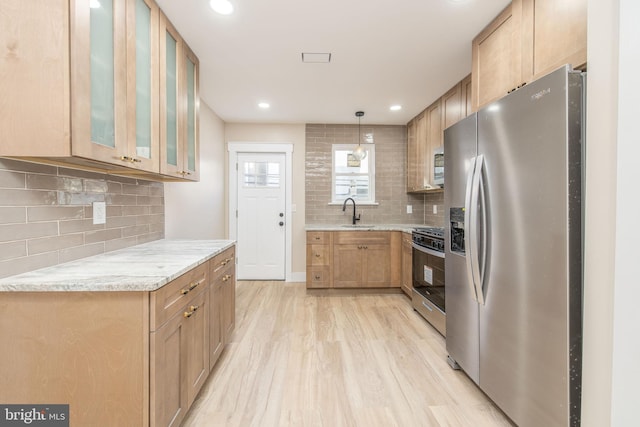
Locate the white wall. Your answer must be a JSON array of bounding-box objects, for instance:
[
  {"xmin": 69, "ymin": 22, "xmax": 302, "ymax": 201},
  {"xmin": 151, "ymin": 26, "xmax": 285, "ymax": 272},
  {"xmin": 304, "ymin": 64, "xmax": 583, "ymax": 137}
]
[
  {"xmin": 165, "ymin": 101, "xmax": 226, "ymax": 239},
  {"xmin": 583, "ymin": 0, "xmax": 640, "ymax": 425},
  {"xmin": 610, "ymin": 0, "xmax": 640, "ymax": 424},
  {"xmin": 225, "ymin": 123, "xmax": 306, "ymax": 278}
]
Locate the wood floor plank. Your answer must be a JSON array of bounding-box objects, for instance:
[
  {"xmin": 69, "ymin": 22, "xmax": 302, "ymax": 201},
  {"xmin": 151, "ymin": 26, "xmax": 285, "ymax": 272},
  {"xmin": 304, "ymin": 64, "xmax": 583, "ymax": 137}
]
[{"xmin": 182, "ymin": 281, "xmax": 513, "ymax": 426}]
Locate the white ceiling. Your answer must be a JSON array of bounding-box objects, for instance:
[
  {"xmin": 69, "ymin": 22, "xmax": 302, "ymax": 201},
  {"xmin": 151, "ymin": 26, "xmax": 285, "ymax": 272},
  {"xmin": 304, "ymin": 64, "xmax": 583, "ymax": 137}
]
[{"xmin": 155, "ymin": 0, "xmax": 510, "ymax": 125}]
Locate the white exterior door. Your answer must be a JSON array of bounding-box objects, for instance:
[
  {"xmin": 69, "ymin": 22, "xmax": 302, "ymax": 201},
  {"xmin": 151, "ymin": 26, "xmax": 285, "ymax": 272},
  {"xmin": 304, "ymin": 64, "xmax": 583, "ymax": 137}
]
[{"xmin": 236, "ymin": 153, "xmax": 286, "ymax": 280}]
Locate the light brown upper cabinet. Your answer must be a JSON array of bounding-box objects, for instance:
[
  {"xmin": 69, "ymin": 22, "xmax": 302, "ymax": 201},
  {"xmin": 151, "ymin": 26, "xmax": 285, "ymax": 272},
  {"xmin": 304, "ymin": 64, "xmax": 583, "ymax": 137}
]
[
  {"xmin": 461, "ymin": 75, "xmax": 473, "ymax": 119},
  {"xmin": 472, "ymin": 0, "xmax": 587, "ymax": 111},
  {"xmin": 0, "ymin": 0, "xmax": 199, "ymax": 181},
  {"xmin": 407, "ymin": 112, "xmax": 427, "ymax": 192},
  {"xmin": 521, "ymin": 0, "xmax": 587, "ymax": 81},
  {"xmin": 471, "ymin": 0, "xmax": 524, "ymax": 111},
  {"xmin": 425, "ymin": 99, "xmax": 442, "ymax": 187},
  {"xmin": 125, "ymin": 0, "xmax": 161, "ymax": 173},
  {"xmin": 159, "ymin": 13, "xmax": 199, "ymax": 181},
  {"xmin": 441, "ymin": 82, "xmax": 463, "ymax": 132}
]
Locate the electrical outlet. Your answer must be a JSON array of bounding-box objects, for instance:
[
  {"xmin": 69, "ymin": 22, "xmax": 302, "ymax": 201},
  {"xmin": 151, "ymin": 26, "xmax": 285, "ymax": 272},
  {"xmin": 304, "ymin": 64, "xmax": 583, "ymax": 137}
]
[
  {"xmin": 406, "ymin": 205, "xmax": 412, "ymax": 214},
  {"xmin": 93, "ymin": 201, "xmax": 106, "ymax": 225},
  {"xmin": 433, "ymin": 205, "xmax": 438, "ymax": 214}
]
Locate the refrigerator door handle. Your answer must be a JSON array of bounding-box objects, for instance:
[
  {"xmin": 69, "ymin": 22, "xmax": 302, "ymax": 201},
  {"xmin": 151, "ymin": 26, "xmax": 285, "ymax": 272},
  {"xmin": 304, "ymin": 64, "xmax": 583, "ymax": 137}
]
[
  {"xmin": 464, "ymin": 156, "xmax": 479, "ymax": 302},
  {"xmin": 465, "ymin": 154, "xmax": 484, "ymax": 305},
  {"xmin": 475, "ymin": 156, "xmax": 487, "ymax": 305}
]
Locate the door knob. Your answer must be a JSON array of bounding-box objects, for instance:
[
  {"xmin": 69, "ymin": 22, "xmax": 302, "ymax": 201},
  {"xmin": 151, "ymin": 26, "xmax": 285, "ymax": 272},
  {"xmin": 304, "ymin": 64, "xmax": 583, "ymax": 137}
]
[
  {"xmin": 279, "ymin": 213, "xmax": 284, "ymax": 217},
  {"xmin": 279, "ymin": 221, "xmax": 284, "ymax": 226}
]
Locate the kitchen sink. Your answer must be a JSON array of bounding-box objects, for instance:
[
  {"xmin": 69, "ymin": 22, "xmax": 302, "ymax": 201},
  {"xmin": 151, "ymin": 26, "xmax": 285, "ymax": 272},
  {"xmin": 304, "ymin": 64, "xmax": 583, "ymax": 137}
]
[{"xmin": 340, "ymin": 224, "xmax": 375, "ymax": 229}]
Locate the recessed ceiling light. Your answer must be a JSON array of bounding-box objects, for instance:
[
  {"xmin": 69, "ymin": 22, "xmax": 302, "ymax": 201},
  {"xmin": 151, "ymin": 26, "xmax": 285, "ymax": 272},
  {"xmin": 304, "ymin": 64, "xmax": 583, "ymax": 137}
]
[
  {"xmin": 210, "ymin": 0, "xmax": 233, "ymax": 15},
  {"xmin": 390, "ymin": 105, "xmax": 402, "ymax": 111},
  {"xmin": 258, "ymin": 102, "xmax": 270, "ymax": 109}
]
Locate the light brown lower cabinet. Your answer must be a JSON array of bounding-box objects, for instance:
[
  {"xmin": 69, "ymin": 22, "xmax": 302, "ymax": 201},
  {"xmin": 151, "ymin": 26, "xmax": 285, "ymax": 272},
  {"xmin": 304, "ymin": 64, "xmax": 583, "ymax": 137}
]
[
  {"xmin": 0, "ymin": 245, "xmax": 235, "ymax": 427},
  {"xmin": 209, "ymin": 247, "xmax": 236, "ymax": 370},
  {"xmin": 401, "ymin": 232, "xmax": 413, "ymax": 297},
  {"xmin": 306, "ymin": 231, "xmax": 401, "ymax": 289}
]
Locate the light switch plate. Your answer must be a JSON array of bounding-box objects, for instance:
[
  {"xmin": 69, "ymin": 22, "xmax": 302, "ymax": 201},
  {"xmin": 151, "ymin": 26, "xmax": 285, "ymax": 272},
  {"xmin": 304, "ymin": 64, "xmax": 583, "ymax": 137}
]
[
  {"xmin": 433, "ymin": 205, "xmax": 438, "ymax": 214},
  {"xmin": 406, "ymin": 205, "xmax": 412, "ymax": 214},
  {"xmin": 93, "ymin": 201, "xmax": 106, "ymax": 225}
]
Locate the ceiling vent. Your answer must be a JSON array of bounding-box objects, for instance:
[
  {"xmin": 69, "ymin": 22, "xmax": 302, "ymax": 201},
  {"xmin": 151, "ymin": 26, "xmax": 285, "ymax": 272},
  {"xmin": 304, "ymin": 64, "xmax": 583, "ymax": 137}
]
[{"xmin": 301, "ymin": 53, "xmax": 331, "ymax": 63}]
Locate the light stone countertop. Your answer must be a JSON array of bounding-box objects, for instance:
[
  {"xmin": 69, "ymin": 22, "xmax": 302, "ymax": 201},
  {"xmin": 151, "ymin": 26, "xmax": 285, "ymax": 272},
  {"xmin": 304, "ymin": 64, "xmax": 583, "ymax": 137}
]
[
  {"xmin": 305, "ymin": 224, "xmax": 427, "ymax": 233},
  {"xmin": 0, "ymin": 239, "xmax": 235, "ymax": 292}
]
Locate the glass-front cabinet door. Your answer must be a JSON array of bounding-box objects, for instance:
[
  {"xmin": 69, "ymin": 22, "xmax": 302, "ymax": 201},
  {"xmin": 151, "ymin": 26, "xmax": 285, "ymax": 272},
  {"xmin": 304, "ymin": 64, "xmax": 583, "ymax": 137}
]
[
  {"xmin": 72, "ymin": 0, "xmax": 128, "ymax": 163},
  {"xmin": 160, "ymin": 11, "xmax": 199, "ymax": 181},
  {"xmin": 159, "ymin": 11, "xmax": 183, "ymax": 178},
  {"xmin": 182, "ymin": 45, "xmax": 199, "ymax": 181},
  {"xmin": 126, "ymin": 0, "xmax": 159, "ymax": 172}
]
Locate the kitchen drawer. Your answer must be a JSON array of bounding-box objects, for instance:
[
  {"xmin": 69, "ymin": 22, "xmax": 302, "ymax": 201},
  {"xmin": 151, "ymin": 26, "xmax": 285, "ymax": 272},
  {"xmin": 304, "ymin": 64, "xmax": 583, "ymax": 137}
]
[
  {"xmin": 307, "ymin": 244, "xmax": 330, "ymax": 266},
  {"xmin": 412, "ymin": 292, "xmax": 446, "ymax": 337},
  {"xmin": 307, "ymin": 231, "xmax": 330, "ymax": 245},
  {"xmin": 307, "ymin": 267, "xmax": 330, "ymax": 288},
  {"xmin": 151, "ymin": 262, "xmax": 208, "ymax": 330},
  {"xmin": 210, "ymin": 247, "xmax": 235, "ymax": 276},
  {"xmin": 334, "ymin": 231, "xmax": 390, "ymax": 246}
]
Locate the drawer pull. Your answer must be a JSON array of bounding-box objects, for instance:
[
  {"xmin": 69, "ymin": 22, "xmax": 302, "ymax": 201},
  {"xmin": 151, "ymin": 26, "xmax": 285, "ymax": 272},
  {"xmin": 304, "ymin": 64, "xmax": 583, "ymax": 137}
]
[
  {"xmin": 184, "ymin": 304, "xmax": 200, "ymax": 318},
  {"xmin": 315, "ymin": 275, "xmax": 321, "ymax": 280},
  {"xmin": 222, "ymin": 274, "xmax": 232, "ymax": 282},
  {"xmin": 315, "ymin": 237, "xmax": 320, "ymax": 240},
  {"xmin": 315, "ymin": 253, "xmax": 320, "ymax": 257},
  {"xmin": 181, "ymin": 280, "xmax": 200, "ymax": 295}
]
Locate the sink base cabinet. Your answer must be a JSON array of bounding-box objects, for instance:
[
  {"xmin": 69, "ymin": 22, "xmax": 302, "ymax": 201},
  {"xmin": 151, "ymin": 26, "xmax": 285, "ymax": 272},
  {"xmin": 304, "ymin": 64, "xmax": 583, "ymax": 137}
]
[
  {"xmin": 0, "ymin": 245, "xmax": 235, "ymax": 427},
  {"xmin": 306, "ymin": 231, "xmax": 401, "ymax": 289}
]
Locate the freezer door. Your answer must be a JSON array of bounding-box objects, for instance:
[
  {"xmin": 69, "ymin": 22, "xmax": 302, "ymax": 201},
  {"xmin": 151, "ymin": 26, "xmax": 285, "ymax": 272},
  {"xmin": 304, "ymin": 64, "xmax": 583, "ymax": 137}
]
[
  {"xmin": 476, "ymin": 66, "xmax": 582, "ymax": 427},
  {"xmin": 444, "ymin": 113, "xmax": 480, "ymax": 384}
]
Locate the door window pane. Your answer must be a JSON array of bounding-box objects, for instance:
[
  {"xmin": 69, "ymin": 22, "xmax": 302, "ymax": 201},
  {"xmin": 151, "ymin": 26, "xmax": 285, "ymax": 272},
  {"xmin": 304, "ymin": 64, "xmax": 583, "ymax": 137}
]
[{"xmin": 243, "ymin": 162, "xmax": 280, "ymax": 188}]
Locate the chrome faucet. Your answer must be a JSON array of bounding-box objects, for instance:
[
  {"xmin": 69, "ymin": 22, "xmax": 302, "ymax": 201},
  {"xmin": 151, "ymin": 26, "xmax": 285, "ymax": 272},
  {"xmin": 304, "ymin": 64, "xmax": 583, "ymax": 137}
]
[{"xmin": 342, "ymin": 197, "xmax": 361, "ymax": 225}]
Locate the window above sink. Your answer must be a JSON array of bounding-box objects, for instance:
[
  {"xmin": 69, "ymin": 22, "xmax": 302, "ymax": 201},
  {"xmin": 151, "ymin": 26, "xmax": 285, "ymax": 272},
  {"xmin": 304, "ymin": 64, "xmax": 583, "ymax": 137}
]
[{"xmin": 331, "ymin": 144, "xmax": 376, "ymax": 204}]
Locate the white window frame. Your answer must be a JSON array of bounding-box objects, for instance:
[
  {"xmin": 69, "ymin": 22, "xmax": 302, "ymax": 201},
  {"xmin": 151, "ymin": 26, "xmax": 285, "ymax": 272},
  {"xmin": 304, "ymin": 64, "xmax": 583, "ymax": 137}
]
[{"xmin": 331, "ymin": 144, "xmax": 376, "ymax": 204}]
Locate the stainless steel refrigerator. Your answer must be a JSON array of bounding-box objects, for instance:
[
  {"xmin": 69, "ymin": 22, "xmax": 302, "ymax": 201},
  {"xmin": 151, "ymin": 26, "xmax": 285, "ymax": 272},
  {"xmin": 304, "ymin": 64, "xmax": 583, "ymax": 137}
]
[{"xmin": 444, "ymin": 65, "xmax": 583, "ymax": 427}]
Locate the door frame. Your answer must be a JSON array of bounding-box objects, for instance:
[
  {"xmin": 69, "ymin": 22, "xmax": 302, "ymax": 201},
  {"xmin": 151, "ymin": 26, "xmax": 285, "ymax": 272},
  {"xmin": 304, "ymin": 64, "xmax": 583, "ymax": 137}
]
[{"xmin": 228, "ymin": 143, "xmax": 294, "ymax": 281}]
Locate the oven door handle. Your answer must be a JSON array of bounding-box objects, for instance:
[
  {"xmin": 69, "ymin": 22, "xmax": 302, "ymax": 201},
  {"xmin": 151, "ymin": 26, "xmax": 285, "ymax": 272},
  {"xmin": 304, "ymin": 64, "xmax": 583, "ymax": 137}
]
[{"xmin": 411, "ymin": 242, "xmax": 445, "ymax": 259}]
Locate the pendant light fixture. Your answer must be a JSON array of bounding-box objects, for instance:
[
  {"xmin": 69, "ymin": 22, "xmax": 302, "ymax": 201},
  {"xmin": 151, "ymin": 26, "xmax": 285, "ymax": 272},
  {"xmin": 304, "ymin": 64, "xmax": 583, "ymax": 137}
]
[{"xmin": 351, "ymin": 111, "xmax": 367, "ymax": 161}]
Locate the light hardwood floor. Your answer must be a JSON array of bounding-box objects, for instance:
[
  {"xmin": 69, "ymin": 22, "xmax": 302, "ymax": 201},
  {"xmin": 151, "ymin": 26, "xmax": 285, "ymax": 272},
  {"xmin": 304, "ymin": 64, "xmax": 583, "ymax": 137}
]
[{"xmin": 182, "ymin": 281, "xmax": 513, "ymax": 426}]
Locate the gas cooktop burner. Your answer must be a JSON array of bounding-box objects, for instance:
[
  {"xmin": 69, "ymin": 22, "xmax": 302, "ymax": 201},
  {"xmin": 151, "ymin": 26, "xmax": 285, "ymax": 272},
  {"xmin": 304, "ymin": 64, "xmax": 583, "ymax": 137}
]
[{"xmin": 414, "ymin": 227, "xmax": 445, "ymax": 239}]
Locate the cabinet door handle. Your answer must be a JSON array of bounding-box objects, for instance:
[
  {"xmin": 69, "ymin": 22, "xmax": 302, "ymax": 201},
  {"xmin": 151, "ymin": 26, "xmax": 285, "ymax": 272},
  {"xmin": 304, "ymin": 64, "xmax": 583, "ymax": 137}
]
[
  {"xmin": 222, "ymin": 274, "xmax": 232, "ymax": 282},
  {"xmin": 314, "ymin": 275, "xmax": 321, "ymax": 280},
  {"xmin": 181, "ymin": 289, "xmax": 190, "ymax": 295},
  {"xmin": 184, "ymin": 310, "xmax": 194, "ymax": 318},
  {"xmin": 189, "ymin": 305, "xmax": 199, "ymax": 312},
  {"xmin": 188, "ymin": 281, "xmax": 200, "ymax": 291},
  {"xmin": 314, "ymin": 236, "xmax": 320, "ymax": 240},
  {"xmin": 315, "ymin": 253, "xmax": 320, "ymax": 257}
]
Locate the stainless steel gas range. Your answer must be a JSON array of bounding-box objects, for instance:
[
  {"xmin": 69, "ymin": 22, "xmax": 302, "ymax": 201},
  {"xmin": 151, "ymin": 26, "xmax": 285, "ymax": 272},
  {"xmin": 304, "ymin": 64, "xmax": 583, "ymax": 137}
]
[{"xmin": 411, "ymin": 227, "xmax": 446, "ymax": 336}]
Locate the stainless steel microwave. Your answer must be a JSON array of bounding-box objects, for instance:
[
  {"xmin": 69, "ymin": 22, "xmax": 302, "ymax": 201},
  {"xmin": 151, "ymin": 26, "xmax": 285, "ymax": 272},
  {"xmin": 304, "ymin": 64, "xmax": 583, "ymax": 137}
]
[{"xmin": 433, "ymin": 146, "xmax": 444, "ymax": 187}]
